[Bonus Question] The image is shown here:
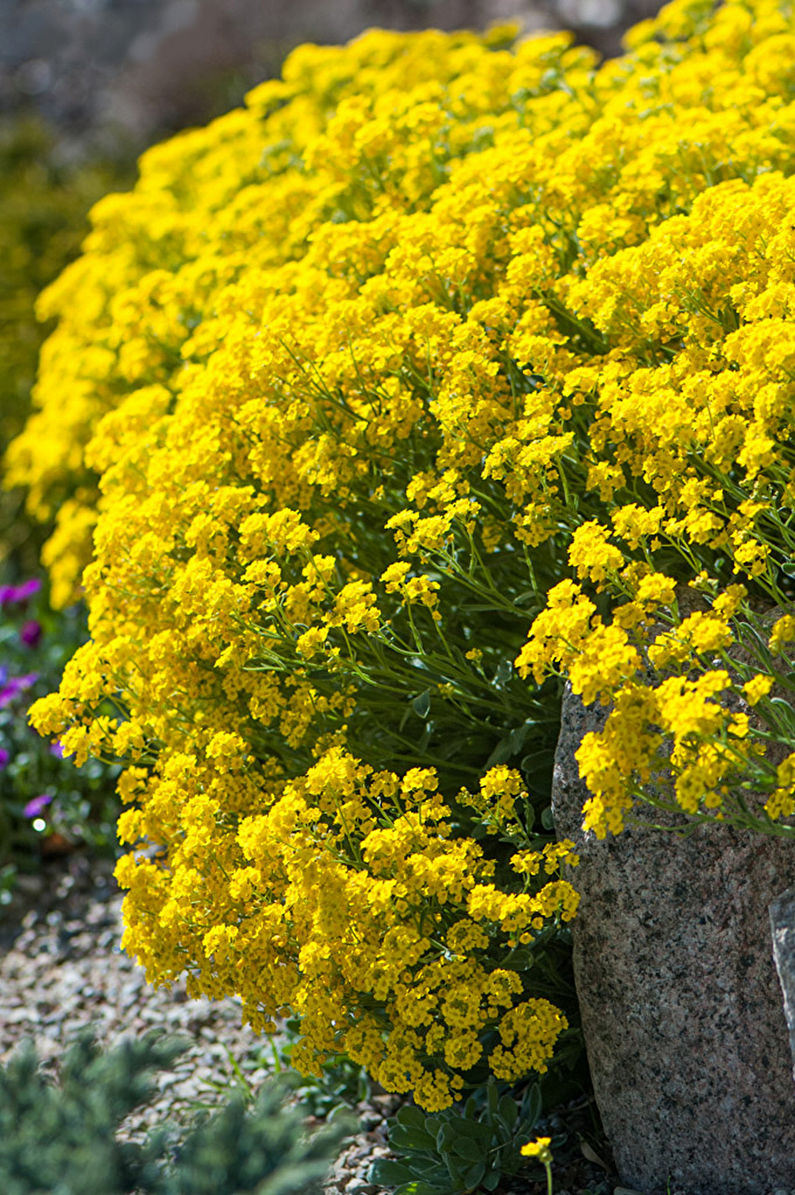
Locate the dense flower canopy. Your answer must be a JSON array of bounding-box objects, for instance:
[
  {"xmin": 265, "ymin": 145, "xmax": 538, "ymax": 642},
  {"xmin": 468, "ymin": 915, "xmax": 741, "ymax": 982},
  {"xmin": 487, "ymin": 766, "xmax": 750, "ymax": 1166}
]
[{"xmin": 9, "ymin": 0, "xmax": 795, "ymax": 1106}]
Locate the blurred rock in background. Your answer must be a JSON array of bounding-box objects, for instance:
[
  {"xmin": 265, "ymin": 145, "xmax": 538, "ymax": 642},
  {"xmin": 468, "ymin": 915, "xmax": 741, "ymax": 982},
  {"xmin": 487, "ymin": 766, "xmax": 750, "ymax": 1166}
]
[{"xmin": 1, "ymin": 0, "xmax": 662, "ymax": 151}]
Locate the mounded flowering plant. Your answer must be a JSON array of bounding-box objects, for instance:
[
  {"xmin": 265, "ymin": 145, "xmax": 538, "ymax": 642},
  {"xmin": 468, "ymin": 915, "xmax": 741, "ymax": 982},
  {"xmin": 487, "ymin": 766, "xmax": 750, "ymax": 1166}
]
[{"xmin": 9, "ymin": 0, "xmax": 795, "ymax": 1106}]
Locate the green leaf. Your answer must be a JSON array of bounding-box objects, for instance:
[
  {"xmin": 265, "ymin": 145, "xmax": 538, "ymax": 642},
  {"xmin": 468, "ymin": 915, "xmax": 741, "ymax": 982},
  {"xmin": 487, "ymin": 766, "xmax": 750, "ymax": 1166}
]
[
  {"xmin": 540, "ymin": 806, "xmax": 555, "ymax": 830},
  {"xmin": 438, "ymin": 1147, "xmax": 469, "ymax": 1185},
  {"xmin": 396, "ymin": 1104, "xmax": 427, "ymax": 1129},
  {"xmin": 768, "ymin": 697, "xmax": 795, "ymax": 727},
  {"xmin": 418, "ymin": 724, "xmax": 433, "ymax": 752},
  {"xmin": 371, "ymin": 1159, "xmax": 417, "ymax": 1186},
  {"xmin": 412, "ymin": 690, "xmax": 431, "ymax": 719},
  {"xmin": 520, "ymin": 1083, "xmax": 542, "ymax": 1129},
  {"xmin": 452, "ymin": 1118, "xmax": 491, "ymax": 1146},
  {"xmin": 390, "ymin": 1124, "xmax": 438, "ymax": 1152},
  {"xmin": 462, "ymin": 1160, "xmax": 487, "ymax": 1188},
  {"xmin": 394, "ymin": 1183, "xmax": 450, "ymax": 1195},
  {"xmin": 436, "ymin": 1122, "xmax": 456, "ymax": 1153},
  {"xmin": 507, "ymin": 723, "xmax": 530, "ymax": 754},
  {"xmin": 497, "ymin": 1095, "xmax": 518, "ymax": 1128},
  {"xmin": 521, "ymin": 748, "xmax": 550, "ymax": 776},
  {"xmin": 483, "ymin": 1168, "xmax": 502, "ymax": 1190},
  {"xmin": 448, "ymin": 1135, "xmax": 486, "ymax": 1163},
  {"xmin": 503, "ymin": 947, "xmax": 534, "ymax": 970},
  {"xmin": 486, "ymin": 1081, "xmax": 500, "ymax": 1117}
]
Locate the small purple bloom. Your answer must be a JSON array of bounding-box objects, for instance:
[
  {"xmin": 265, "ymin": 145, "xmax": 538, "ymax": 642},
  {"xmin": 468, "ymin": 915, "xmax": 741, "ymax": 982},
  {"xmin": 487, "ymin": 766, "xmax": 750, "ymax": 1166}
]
[
  {"xmin": 0, "ymin": 578, "xmax": 42, "ymax": 609},
  {"xmin": 14, "ymin": 578, "xmax": 42, "ymax": 601},
  {"xmin": 49, "ymin": 740, "xmax": 65, "ymax": 759},
  {"xmin": 23, "ymin": 793, "xmax": 52, "ymax": 819},
  {"xmin": 0, "ymin": 747, "xmax": 9, "ymax": 769},
  {"xmin": 0, "ymin": 673, "xmax": 38, "ymax": 708},
  {"xmin": 20, "ymin": 619, "xmax": 42, "ymax": 648}
]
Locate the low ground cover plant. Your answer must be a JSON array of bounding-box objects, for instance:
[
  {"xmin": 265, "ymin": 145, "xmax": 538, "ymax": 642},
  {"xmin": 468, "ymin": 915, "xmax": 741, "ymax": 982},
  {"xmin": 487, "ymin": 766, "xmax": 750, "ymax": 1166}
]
[
  {"xmin": 7, "ymin": 0, "xmax": 795, "ymax": 1127},
  {"xmin": 0, "ymin": 1032, "xmax": 347, "ymax": 1195},
  {"xmin": 371, "ymin": 1078, "xmax": 544, "ymax": 1194}
]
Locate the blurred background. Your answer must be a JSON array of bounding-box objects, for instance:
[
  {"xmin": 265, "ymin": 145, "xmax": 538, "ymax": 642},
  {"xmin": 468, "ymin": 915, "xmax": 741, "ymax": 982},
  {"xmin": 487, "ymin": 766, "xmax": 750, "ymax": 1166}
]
[{"xmin": 2, "ymin": 0, "xmax": 663, "ymax": 149}]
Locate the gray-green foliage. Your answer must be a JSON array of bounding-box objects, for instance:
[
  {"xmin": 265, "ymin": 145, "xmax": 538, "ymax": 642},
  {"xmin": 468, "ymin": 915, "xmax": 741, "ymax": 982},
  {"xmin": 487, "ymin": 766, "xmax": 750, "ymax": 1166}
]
[
  {"xmin": 370, "ymin": 1078, "xmax": 542, "ymax": 1195},
  {"xmin": 0, "ymin": 1031, "xmax": 348, "ymax": 1195}
]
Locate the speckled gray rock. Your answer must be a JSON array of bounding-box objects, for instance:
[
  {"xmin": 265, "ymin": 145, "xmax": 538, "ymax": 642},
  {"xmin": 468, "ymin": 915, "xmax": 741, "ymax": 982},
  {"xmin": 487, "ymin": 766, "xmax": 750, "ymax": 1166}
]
[
  {"xmin": 552, "ymin": 686, "xmax": 795, "ymax": 1195},
  {"xmin": 771, "ymin": 889, "xmax": 795, "ymax": 1085}
]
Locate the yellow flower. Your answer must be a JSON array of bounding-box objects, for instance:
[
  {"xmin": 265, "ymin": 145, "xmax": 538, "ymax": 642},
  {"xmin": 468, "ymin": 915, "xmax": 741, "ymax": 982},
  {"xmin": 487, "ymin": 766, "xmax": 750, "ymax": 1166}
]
[
  {"xmin": 521, "ymin": 1135, "xmax": 553, "ymax": 1161},
  {"xmin": 568, "ymin": 521, "xmax": 624, "ymax": 587},
  {"xmin": 770, "ymin": 615, "xmax": 795, "ymax": 656},
  {"xmin": 742, "ymin": 674, "xmax": 774, "ymax": 705}
]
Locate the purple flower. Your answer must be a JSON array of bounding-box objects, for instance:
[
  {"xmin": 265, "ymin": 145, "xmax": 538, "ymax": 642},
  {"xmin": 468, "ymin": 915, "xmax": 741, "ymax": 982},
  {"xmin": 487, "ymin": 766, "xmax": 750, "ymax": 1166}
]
[
  {"xmin": 0, "ymin": 578, "xmax": 42, "ymax": 609},
  {"xmin": 0, "ymin": 673, "xmax": 38, "ymax": 708},
  {"xmin": 14, "ymin": 578, "xmax": 41, "ymax": 601},
  {"xmin": 23, "ymin": 793, "xmax": 52, "ymax": 819},
  {"xmin": 49, "ymin": 740, "xmax": 65, "ymax": 759},
  {"xmin": 20, "ymin": 619, "xmax": 42, "ymax": 648},
  {"xmin": 0, "ymin": 747, "xmax": 8, "ymax": 769}
]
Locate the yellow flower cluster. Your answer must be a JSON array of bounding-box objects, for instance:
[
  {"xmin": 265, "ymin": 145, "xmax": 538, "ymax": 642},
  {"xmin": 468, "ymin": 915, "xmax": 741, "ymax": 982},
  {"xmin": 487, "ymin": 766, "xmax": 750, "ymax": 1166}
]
[
  {"xmin": 519, "ymin": 556, "xmax": 795, "ymax": 834},
  {"xmin": 10, "ymin": 0, "xmax": 795, "ymax": 1106},
  {"xmin": 115, "ymin": 753, "xmax": 577, "ymax": 1110}
]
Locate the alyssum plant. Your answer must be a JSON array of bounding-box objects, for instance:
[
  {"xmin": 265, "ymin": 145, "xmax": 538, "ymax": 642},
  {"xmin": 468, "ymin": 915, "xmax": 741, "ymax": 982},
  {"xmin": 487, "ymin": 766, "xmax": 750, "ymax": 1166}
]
[{"xmin": 7, "ymin": 0, "xmax": 795, "ymax": 1119}]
